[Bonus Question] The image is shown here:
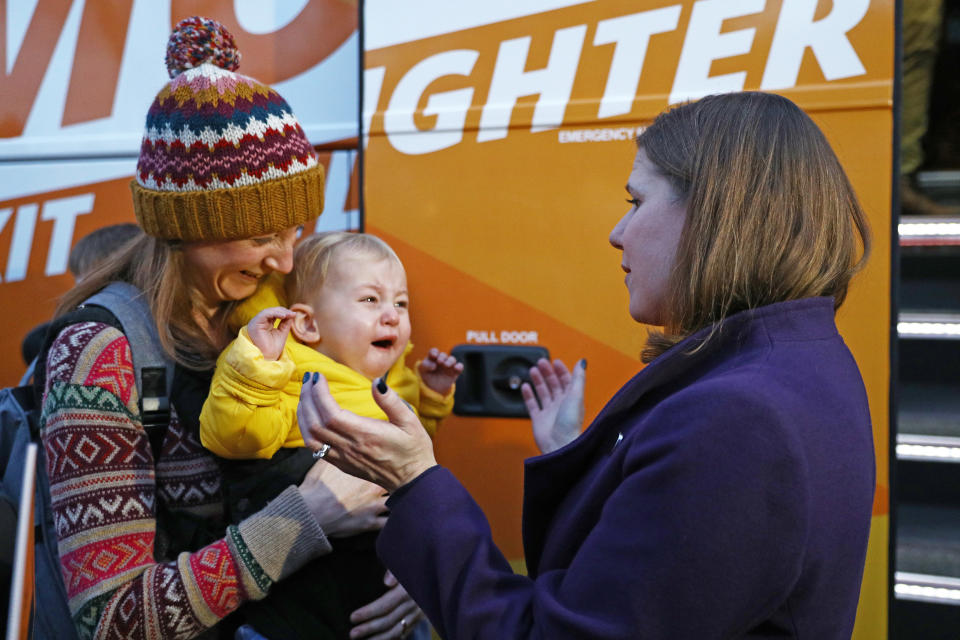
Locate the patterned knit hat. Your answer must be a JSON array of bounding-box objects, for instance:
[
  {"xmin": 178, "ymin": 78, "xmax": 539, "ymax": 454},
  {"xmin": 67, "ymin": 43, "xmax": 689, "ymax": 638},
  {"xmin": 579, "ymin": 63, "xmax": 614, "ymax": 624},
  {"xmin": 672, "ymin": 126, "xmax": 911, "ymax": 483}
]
[{"xmin": 131, "ymin": 16, "xmax": 324, "ymax": 242}]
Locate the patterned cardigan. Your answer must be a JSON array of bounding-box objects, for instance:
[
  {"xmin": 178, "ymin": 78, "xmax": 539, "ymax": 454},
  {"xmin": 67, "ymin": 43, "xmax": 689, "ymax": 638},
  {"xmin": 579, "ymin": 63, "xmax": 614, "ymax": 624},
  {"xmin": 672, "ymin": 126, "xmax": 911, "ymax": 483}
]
[{"xmin": 40, "ymin": 322, "xmax": 331, "ymax": 640}]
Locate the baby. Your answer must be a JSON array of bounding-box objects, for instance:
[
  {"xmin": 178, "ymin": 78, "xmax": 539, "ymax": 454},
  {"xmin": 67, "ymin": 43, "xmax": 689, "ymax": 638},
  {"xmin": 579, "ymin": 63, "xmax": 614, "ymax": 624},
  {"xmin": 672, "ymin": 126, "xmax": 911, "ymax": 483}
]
[{"xmin": 199, "ymin": 231, "xmax": 462, "ymax": 639}]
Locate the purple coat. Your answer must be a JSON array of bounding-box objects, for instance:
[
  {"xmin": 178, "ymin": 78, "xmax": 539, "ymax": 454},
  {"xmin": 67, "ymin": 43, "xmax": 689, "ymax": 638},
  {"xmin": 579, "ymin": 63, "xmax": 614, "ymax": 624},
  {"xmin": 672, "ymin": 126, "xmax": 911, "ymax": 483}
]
[{"xmin": 379, "ymin": 298, "xmax": 875, "ymax": 639}]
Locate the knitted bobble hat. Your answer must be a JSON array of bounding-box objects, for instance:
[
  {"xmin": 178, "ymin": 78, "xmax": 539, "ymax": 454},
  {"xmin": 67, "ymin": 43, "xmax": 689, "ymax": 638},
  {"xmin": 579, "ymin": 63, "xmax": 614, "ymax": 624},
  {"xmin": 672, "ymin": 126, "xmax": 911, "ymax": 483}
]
[{"xmin": 131, "ymin": 16, "xmax": 324, "ymax": 242}]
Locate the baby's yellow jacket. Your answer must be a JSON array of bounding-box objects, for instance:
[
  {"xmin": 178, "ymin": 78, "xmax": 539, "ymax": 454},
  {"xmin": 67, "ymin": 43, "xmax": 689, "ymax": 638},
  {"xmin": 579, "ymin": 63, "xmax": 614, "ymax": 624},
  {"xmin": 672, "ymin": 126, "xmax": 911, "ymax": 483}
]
[{"xmin": 199, "ymin": 277, "xmax": 454, "ymax": 460}]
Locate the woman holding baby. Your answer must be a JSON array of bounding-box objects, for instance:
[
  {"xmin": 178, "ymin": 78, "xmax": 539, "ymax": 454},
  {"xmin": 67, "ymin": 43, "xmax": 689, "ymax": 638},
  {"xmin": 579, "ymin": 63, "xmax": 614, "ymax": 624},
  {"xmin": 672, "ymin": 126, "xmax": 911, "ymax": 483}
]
[{"xmin": 37, "ymin": 17, "xmax": 426, "ymax": 640}]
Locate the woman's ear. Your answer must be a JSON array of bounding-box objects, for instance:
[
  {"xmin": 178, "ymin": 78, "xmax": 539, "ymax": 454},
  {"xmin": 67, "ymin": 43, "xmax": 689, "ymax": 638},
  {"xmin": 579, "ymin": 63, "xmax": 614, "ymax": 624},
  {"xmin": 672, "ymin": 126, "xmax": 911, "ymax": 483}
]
[{"xmin": 290, "ymin": 303, "xmax": 321, "ymax": 345}]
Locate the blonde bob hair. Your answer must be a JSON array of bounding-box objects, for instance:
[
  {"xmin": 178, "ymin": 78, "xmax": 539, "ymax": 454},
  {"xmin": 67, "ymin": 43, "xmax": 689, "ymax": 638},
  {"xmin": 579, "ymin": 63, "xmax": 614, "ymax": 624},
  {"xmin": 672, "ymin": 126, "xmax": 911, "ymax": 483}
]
[
  {"xmin": 286, "ymin": 232, "xmax": 402, "ymax": 304},
  {"xmin": 640, "ymin": 91, "xmax": 870, "ymax": 362}
]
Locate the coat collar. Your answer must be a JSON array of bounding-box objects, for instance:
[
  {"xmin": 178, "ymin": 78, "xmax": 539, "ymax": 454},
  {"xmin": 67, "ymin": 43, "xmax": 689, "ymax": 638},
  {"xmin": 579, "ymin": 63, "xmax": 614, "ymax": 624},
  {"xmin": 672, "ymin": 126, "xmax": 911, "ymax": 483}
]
[
  {"xmin": 530, "ymin": 296, "xmax": 838, "ymax": 469},
  {"xmin": 521, "ymin": 297, "xmax": 838, "ymax": 574}
]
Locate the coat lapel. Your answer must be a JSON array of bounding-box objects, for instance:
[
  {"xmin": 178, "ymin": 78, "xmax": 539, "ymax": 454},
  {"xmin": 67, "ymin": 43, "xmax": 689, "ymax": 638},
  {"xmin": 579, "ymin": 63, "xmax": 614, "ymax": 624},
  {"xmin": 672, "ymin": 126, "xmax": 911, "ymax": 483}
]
[
  {"xmin": 520, "ymin": 298, "xmax": 836, "ymax": 575},
  {"xmin": 520, "ymin": 329, "xmax": 731, "ymax": 575}
]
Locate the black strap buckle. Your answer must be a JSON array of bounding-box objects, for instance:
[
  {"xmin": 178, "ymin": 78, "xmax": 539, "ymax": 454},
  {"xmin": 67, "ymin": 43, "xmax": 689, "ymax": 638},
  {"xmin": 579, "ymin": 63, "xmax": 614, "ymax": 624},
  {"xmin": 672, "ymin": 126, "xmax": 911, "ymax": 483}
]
[
  {"xmin": 139, "ymin": 367, "xmax": 170, "ymax": 459},
  {"xmin": 140, "ymin": 366, "xmax": 170, "ymax": 427}
]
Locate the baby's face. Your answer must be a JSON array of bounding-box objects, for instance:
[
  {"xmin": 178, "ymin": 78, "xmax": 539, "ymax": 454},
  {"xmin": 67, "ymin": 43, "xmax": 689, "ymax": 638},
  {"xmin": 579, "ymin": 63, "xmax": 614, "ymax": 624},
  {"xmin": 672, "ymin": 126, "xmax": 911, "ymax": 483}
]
[{"xmin": 309, "ymin": 253, "xmax": 411, "ymax": 380}]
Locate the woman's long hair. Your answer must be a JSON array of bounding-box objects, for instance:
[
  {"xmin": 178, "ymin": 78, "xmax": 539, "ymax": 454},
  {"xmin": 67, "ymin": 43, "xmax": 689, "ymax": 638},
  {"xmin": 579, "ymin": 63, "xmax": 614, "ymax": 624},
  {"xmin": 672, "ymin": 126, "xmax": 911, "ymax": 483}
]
[
  {"xmin": 639, "ymin": 91, "xmax": 871, "ymax": 362},
  {"xmin": 55, "ymin": 233, "xmax": 234, "ymax": 370}
]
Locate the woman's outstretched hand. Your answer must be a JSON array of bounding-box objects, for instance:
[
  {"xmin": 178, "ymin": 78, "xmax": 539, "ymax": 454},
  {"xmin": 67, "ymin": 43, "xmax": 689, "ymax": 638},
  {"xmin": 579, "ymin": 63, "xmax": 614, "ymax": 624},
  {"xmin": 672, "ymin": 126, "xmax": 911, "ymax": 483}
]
[
  {"xmin": 521, "ymin": 358, "xmax": 587, "ymax": 454},
  {"xmin": 297, "ymin": 374, "xmax": 437, "ymax": 493}
]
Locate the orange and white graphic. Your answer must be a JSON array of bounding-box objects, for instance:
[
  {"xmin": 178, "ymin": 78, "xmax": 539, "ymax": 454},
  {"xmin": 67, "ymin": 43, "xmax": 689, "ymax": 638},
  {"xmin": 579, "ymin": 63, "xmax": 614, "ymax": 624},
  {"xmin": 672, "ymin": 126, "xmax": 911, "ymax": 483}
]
[
  {"xmin": 1, "ymin": 1, "xmax": 360, "ymax": 386},
  {"xmin": 364, "ymin": 2, "xmax": 892, "ymax": 637},
  {"xmin": 363, "ymin": 0, "xmax": 887, "ymax": 151},
  {"xmin": 1, "ymin": 2, "xmax": 894, "ymax": 635},
  {"xmin": 2, "ymin": 0, "xmax": 358, "ymax": 158}
]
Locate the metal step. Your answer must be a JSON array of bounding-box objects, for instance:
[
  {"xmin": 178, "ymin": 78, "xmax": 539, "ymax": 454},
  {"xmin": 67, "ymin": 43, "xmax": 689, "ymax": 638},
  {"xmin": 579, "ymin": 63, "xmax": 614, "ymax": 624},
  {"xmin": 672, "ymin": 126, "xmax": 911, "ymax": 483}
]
[
  {"xmin": 916, "ymin": 170, "xmax": 960, "ymax": 196},
  {"xmin": 899, "ymin": 244, "xmax": 960, "ymax": 312},
  {"xmin": 900, "ymin": 170, "xmax": 960, "ymax": 247},
  {"xmin": 896, "ymin": 503, "xmax": 960, "ymax": 604},
  {"xmin": 898, "ymin": 381, "xmax": 960, "ymax": 440}
]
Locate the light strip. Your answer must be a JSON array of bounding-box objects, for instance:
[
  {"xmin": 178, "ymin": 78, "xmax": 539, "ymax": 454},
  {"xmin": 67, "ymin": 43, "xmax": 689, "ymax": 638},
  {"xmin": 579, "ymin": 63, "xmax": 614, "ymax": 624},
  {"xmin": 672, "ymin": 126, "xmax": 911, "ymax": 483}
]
[
  {"xmin": 898, "ymin": 313, "xmax": 960, "ymax": 339},
  {"xmin": 895, "ymin": 572, "xmax": 960, "ymax": 605},
  {"xmin": 895, "ymin": 583, "xmax": 960, "ymax": 604},
  {"xmin": 896, "ymin": 443, "xmax": 960, "ymax": 462},
  {"xmin": 897, "ymin": 322, "xmax": 960, "ymax": 338},
  {"xmin": 898, "ymin": 222, "xmax": 960, "ymax": 237}
]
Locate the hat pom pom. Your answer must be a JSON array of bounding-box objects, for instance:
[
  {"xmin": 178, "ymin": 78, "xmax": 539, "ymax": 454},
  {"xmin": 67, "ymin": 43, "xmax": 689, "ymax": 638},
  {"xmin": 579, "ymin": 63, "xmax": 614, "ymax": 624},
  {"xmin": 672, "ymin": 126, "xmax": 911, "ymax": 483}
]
[{"xmin": 165, "ymin": 16, "xmax": 240, "ymax": 78}]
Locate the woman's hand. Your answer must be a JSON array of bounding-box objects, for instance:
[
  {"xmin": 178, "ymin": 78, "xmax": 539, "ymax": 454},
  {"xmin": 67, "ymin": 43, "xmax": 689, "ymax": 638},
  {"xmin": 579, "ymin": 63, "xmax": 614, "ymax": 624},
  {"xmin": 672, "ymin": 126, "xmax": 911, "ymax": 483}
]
[
  {"xmin": 297, "ymin": 458, "xmax": 388, "ymax": 537},
  {"xmin": 521, "ymin": 358, "xmax": 587, "ymax": 454},
  {"xmin": 297, "ymin": 374, "xmax": 437, "ymax": 493},
  {"xmin": 247, "ymin": 306, "xmax": 295, "ymax": 360},
  {"xmin": 349, "ymin": 571, "xmax": 426, "ymax": 639}
]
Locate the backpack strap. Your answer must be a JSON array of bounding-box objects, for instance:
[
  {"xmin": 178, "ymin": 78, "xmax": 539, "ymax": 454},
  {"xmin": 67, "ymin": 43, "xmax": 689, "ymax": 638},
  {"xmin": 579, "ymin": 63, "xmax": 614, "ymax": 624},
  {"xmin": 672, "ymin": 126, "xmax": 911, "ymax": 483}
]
[
  {"xmin": 18, "ymin": 357, "xmax": 36, "ymax": 387},
  {"xmin": 81, "ymin": 282, "xmax": 175, "ymax": 456},
  {"xmin": 34, "ymin": 282, "xmax": 174, "ymax": 458}
]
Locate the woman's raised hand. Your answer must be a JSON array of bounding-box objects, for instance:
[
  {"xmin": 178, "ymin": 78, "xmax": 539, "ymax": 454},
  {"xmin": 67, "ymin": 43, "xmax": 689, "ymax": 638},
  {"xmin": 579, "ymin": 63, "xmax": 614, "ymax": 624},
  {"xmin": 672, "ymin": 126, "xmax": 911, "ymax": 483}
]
[
  {"xmin": 521, "ymin": 358, "xmax": 587, "ymax": 454},
  {"xmin": 297, "ymin": 458, "xmax": 388, "ymax": 538},
  {"xmin": 297, "ymin": 374, "xmax": 437, "ymax": 493}
]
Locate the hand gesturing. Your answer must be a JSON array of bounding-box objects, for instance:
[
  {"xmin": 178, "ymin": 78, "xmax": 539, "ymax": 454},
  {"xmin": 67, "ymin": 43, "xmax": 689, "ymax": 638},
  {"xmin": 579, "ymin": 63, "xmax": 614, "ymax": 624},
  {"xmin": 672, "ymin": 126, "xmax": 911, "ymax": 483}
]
[{"xmin": 521, "ymin": 358, "xmax": 587, "ymax": 454}]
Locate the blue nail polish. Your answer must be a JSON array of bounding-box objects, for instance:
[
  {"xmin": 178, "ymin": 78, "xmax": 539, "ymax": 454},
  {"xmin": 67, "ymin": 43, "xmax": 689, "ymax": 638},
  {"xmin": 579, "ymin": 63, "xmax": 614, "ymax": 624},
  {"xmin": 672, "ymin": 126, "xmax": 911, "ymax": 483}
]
[
  {"xmin": 375, "ymin": 377, "xmax": 388, "ymax": 394},
  {"xmin": 579, "ymin": 358, "xmax": 587, "ymax": 370},
  {"xmin": 302, "ymin": 372, "xmax": 310, "ymax": 384},
  {"xmin": 312, "ymin": 372, "xmax": 319, "ymax": 384}
]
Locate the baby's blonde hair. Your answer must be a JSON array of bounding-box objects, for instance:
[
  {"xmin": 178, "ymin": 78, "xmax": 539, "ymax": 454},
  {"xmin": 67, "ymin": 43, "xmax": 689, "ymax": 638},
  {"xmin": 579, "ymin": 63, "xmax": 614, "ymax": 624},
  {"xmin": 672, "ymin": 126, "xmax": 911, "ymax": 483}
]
[{"xmin": 286, "ymin": 232, "xmax": 403, "ymax": 303}]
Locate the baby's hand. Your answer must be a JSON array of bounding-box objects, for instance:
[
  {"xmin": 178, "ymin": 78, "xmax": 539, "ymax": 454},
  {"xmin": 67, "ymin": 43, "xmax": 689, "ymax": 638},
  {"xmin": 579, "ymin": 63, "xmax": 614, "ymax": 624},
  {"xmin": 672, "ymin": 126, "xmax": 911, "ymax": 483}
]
[
  {"xmin": 247, "ymin": 307, "xmax": 296, "ymax": 361},
  {"xmin": 418, "ymin": 348, "xmax": 463, "ymax": 396}
]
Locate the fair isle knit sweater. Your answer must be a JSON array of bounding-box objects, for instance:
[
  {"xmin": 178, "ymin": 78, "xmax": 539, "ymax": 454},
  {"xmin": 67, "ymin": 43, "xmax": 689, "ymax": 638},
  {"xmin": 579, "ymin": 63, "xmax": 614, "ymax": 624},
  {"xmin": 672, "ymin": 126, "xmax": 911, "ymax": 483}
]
[{"xmin": 40, "ymin": 322, "xmax": 331, "ymax": 640}]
